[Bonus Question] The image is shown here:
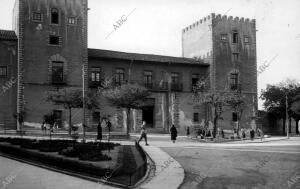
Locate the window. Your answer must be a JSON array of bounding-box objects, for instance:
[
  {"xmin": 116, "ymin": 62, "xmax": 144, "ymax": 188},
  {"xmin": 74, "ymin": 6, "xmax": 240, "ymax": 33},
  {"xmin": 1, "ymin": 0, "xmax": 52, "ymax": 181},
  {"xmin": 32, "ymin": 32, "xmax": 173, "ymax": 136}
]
[
  {"xmin": 32, "ymin": 12, "xmax": 42, "ymax": 22},
  {"xmin": 91, "ymin": 67, "xmax": 101, "ymax": 82},
  {"xmin": 51, "ymin": 8, "xmax": 59, "ymax": 24},
  {"xmin": 144, "ymin": 71, "xmax": 153, "ymax": 87},
  {"xmin": 0, "ymin": 66, "xmax": 7, "ymax": 78},
  {"xmin": 193, "ymin": 113, "xmax": 199, "ymax": 122},
  {"xmin": 115, "ymin": 68, "xmax": 125, "ymax": 85},
  {"xmin": 232, "ymin": 53, "xmax": 239, "ymax": 62},
  {"xmin": 49, "ymin": 35, "xmax": 60, "ymax": 45},
  {"xmin": 230, "ymin": 73, "xmax": 238, "ymax": 90},
  {"xmin": 67, "ymin": 17, "xmax": 76, "ymax": 24},
  {"xmin": 232, "ymin": 112, "xmax": 238, "ymax": 122},
  {"xmin": 221, "ymin": 34, "xmax": 227, "ymax": 41},
  {"xmin": 171, "ymin": 72, "xmax": 179, "ymax": 84},
  {"xmin": 52, "ymin": 61, "xmax": 64, "ymax": 84},
  {"xmin": 232, "ymin": 31, "xmax": 238, "ymax": 43},
  {"xmin": 244, "ymin": 36, "xmax": 250, "ymax": 43}
]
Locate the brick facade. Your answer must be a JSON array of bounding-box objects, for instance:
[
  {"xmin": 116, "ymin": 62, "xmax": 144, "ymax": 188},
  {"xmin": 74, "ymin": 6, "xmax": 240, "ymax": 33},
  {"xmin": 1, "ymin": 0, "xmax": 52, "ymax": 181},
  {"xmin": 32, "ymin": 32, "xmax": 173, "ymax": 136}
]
[
  {"xmin": 0, "ymin": 31, "xmax": 18, "ymax": 129},
  {"xmin": 0, "ymin": 3, "xmax": 257, "ymax": 134}
]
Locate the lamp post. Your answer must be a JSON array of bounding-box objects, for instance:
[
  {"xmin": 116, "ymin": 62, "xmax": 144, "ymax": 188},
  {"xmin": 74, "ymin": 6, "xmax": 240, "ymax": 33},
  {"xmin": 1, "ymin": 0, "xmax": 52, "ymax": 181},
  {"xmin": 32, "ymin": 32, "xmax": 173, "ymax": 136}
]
[
  {"xmin": 285, "ymin": 94, "xmax": 289, "ymax": 139},
  {"xmin": 82, "ymin": 65, "xmax": 86, "ymax": 142}
]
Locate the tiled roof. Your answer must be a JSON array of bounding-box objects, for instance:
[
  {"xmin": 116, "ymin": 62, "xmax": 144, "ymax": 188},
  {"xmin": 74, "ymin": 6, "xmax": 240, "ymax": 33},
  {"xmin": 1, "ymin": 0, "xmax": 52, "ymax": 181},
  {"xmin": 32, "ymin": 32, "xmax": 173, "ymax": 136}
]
[
  {"xmin": 0, "ymin": 30, "xmax": 17, "ymax": 41},
  {"xmin": 88, "ymin": 48, "xmax": 208, "ymax": 66}
]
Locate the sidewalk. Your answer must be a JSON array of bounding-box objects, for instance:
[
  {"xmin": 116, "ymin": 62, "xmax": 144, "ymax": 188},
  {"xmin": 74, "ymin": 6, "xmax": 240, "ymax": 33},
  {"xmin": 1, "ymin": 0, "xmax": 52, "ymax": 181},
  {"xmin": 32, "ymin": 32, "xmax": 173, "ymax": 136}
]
[{"xmin": 138, "ymin": 143, "xmax": 184, "ymax": 189}]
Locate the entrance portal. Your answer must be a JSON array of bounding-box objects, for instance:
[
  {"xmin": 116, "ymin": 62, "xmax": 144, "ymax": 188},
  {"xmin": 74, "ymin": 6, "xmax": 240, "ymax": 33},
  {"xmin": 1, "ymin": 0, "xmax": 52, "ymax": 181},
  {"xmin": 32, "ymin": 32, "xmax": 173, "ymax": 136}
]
[{"xmin": 142, "ymin": 106, "xmax": 154, "ymax": 127}]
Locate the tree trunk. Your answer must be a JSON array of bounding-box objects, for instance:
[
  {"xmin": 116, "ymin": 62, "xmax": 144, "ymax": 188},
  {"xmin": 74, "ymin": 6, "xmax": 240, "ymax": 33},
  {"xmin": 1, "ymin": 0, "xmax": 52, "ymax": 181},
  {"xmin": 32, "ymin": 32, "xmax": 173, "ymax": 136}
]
[
  {"xmin": 213, "ymin": 108, "xmax": 218, "ymax": 138},
  {"xmin": 69, "ymin": 108, "xmax": 72, "ymax": 136},
  {"xmin": 289, "ymin": 117, "xmax": 292, "ymax": 134},
  {"xmin": 296, "ymin": 119, "xmax": 299, "ymax": 134},
  {"xmin": 126, "ymin": 108, "xmax": 130, "ymax": 137},
  {"xmin": 283, "ymin": 118, "xmax": 285, "ymax": 134}
]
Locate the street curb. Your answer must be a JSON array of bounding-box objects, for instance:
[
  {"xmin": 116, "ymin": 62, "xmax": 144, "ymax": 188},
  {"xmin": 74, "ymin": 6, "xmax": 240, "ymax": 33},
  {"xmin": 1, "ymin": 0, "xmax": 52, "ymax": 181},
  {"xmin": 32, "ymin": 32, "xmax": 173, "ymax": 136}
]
[
  {"xmin": 128, "ymin": 145, "xmax": 156, "ymax": 189},
  {"xmin": 138, "ymin": 145, "xmax": 184, "ymax": 189}
]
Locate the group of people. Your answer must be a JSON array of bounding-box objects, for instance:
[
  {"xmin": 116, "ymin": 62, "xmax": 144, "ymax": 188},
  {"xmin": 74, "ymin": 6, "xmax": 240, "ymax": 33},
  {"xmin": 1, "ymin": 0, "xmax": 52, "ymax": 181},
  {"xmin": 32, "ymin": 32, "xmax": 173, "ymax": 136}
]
[
  {"xmin": 96, "ymin": 119, "xmax": 112, "ymax": 142},
  {"xmin": 238, "ymin": 127, "xmax": 264, "ymax": 140},
  {"xmin": 41, "ymin": 120, "xmax": 59, "ymax": 134},
  {"xmin": 137, "ymin": 121, "xmax": 178, "ymax": 145}
]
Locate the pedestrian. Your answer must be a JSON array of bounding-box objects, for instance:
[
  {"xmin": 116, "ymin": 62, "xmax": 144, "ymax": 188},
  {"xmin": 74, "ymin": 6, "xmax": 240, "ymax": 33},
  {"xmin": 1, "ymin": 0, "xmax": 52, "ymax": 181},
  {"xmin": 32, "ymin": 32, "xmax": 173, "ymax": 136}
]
[
  {"xmin": 258, "ymin": 128, "xmax": 264, "ymax": 141},
  {"xmin": 170, "ymin": 124, "xmax": 178, "ymax": 143},
  {"xmin": 250, "ymin": 129, "xmax": 255, "ymax": 140},
  {"xmin": 97, "ymin": 120, "xmax": 102, "ymax": 142},
  {"xmin": 221, "ymin": 129, "xmax": 225, "ymax": 138},
  {"xmin": 41, "ymin": 120, "xmax": 45, "ymax": 133},
  {"xmin": 106, "ymin": 119, "xmax": 112, "ymax": 142},
  {"xmin": 53, "ymin": 121, "xmax": 58, "ymax": 132},
  {"xmin": 138, "ymin": 121, "xmax": 149, "ymax": 145},
  {"xmin": 241, "ymin": 127, "xmax": 246, "ymax": 139},
  {"xmin": 186, "ymin": 126, "xmax": 190, "ymax": 136}
]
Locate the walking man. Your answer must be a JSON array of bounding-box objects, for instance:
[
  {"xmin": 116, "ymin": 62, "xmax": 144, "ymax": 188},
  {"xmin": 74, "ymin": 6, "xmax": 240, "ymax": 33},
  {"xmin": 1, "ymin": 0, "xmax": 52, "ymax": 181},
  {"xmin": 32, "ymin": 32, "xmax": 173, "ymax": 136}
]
[
  {"xmin": 138, "ymin": 121, "xmax": 149, "ymax": 145},
  {"xmin": 170, "ymin": 124, "xmax": 178, "ymax": 143},
  {"xmin": 97, "ymin": 120, "xmax": 102, "ymax": 142}
]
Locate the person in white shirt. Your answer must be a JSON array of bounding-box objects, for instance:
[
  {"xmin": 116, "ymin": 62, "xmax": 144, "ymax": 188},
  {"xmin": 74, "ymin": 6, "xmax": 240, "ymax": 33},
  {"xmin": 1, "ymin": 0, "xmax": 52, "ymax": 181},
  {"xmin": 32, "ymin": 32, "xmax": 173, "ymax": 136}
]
[{"xmin": 137, "ymin": 121, "xmax": 149, "ymax": 145}]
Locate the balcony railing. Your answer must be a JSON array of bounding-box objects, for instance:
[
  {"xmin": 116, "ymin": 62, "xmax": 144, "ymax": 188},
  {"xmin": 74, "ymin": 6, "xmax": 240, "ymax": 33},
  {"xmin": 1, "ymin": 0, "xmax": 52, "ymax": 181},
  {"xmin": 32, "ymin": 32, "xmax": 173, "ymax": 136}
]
[
  {"xmin": 52, "ymin": 76, "xmax": 66, "ymax": 85},
  {"xmin": 129, "ymin": 80, "xmax": 168, "ymax": 91},
  {"xmin": 89, "ymin": 80, "xmax": 102, "ymax": 88},
  {"xmin": 91, "ymin": 78, "xmax": 184, "ymax": 92}
]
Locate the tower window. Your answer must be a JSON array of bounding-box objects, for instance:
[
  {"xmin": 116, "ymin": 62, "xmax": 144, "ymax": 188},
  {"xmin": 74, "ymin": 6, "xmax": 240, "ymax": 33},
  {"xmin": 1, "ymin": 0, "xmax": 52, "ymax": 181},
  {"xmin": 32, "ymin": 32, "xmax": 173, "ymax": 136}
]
[
  {"xmin": 67, "ymin": 17, "xmax": 76, "ymax": 24},
  {"xmin": 51, "ymin": 8, "xmax": 59, "ymax": 24},
  {"xmin": 193, "ymin": 112, "xmax": 199, "ymax": 122},
  {"xmin": 230, "ymin": 73, "xmax": 239, "ymax": 90},
  {"xmin": 52, "ymin": 61, "xmax": 64, "ymax": 84},
  {"xmin": 0, "ymin": 66, "xmax": 7, "ymax": 78},
  {"xmin": 32, "ymin": 12, "xmax": 42, "ymax": 22},
  {"xmin": 244, "ymin": 36, "xmax": 250, "ymax": 43},
  {"xmin": 232, "ymin": 31, "xmax": 238, "ymax": 43},
  {"xmin": 221, "ymin": 34, "xmax": 227, "ymax": 41},
  {"xmin": 49, "ymin": 35, "xmax": 60, "ymax": 45},
  {"xmin": 232, "ymin": 112, "xmax": 238, "ymax": 121}
]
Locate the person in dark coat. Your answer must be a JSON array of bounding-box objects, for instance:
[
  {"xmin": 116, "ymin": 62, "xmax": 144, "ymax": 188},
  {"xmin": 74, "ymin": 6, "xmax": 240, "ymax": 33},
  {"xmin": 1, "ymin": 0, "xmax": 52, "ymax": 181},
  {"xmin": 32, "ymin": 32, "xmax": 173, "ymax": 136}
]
[
  {"xmin": 97, "ymin": 121, "xmax": 102, "ymax": 142},
  {"xmin": 106, "ymin": 119, "xmax": 112, "ymax": 142},
  {"xmin": 170, "ymin": 125, "xmax": 178, "ymax": 143}
]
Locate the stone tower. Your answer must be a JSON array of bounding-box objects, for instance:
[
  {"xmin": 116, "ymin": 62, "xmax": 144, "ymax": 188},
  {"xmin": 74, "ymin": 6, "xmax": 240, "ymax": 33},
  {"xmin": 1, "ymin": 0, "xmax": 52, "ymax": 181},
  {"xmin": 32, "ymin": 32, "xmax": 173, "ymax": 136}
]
[
  {"xmin": 13, "ymin": 0, "xmax": 88, "ymax": 129},
  {"xmin": 182, "ymin": 13, "xmax": 257, "ymax": 129}
]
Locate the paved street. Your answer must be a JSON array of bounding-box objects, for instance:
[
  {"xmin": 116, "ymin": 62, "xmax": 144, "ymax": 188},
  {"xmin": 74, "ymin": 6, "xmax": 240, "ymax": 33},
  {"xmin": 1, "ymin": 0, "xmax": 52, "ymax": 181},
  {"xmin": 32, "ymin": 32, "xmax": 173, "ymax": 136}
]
[{"xmin": 159, "ymin": 138, "xmax": 300, "ymax": 189}]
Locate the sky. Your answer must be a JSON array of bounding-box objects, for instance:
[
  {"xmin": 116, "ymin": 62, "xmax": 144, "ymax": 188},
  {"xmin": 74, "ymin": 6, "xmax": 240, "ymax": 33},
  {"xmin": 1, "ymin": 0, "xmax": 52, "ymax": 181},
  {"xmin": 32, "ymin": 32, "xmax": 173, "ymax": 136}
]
[{"xmin": 0, "ymin": 0, "xmax": 299, "ymax": 110}]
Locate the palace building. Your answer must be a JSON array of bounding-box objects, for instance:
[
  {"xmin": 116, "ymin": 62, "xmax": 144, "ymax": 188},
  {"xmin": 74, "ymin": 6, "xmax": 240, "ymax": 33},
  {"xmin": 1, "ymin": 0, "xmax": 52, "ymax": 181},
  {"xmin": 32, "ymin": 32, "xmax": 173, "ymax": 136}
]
[{"xmin": 0, "ymin": 0, "xmax": 257, "ymax": 134}]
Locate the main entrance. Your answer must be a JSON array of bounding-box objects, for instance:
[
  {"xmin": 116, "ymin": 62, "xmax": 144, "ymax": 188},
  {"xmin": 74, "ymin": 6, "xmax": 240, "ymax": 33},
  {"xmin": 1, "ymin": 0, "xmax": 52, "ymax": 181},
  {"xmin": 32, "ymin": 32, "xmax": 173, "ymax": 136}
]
[{"xmin": 142, "ymin": 106, "xmax": 154, "ymax": 127}]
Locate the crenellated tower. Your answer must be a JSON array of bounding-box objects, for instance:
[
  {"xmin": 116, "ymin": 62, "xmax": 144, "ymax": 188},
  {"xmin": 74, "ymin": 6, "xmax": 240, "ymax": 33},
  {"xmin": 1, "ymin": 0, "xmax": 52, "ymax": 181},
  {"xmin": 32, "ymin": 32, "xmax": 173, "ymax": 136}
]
[{"xmin": 182, "ymin": 13, "xmax": 257, "ymax": 129}]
